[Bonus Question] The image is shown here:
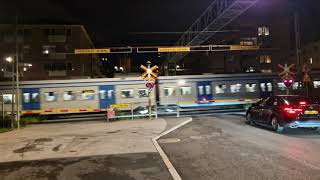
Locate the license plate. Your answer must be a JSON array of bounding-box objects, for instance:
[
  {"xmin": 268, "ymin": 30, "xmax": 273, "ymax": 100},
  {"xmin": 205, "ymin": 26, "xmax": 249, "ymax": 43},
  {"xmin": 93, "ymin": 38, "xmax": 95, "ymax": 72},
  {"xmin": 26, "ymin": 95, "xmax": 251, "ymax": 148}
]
[{"xmin": 304, "ymin": 110, "xmax": 319, "ymax": 115}]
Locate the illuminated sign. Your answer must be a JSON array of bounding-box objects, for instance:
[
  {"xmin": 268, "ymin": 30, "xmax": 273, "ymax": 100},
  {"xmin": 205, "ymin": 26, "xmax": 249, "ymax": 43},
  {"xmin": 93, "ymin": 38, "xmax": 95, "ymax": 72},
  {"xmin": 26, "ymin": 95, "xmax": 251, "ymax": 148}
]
[
  {"xmin": 158, "ymin": 47, "xmax": 191, "ymax": 52},
  {"xmin": 230, "ymin": 45, "xmax": 259, "ymax": 51},
  {"xmin": 74, "ymin": 48, "xmax": 111, "ymax": 54}
]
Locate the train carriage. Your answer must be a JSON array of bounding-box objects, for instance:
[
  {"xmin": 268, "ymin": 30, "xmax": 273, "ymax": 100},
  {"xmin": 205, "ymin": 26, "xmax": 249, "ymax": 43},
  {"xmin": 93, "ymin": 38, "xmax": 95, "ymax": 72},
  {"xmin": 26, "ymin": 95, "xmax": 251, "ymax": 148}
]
[{"xmin": 0, "ymin": 73, "xmax": 293, "ymax": 115}]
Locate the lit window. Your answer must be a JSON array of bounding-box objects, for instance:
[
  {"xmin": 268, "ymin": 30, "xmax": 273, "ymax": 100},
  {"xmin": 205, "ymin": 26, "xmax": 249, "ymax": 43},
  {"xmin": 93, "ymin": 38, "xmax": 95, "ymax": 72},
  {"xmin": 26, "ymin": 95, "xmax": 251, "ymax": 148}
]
[
  {"xmin": 314, "ymin": 81, "xmax": 320, "ymax": 88},
  {"xmin": 266, "ymin": 83, "xmax": 272, "ymax": 92},
  {"xmin": 45, "ymin": 92, "xmax": 56, "ymax": 102},
  {"xmin": 205, "ymin": 85, "xmax": 212, "ymax": 95},
  {"xmin": 215, "ymin": 85, "xmax": 227, "ymax": 94},
  {"xmin": 23, "ymin": 93, "xmax": 30, "ymax": 103},
  {"xmin": 277, "ymin": 83, "xmax": 286, "ymax": 91},
  {"xmin": 261, "ymin": 69, "xmax": 272, "ymax": 73},
  {"xmin": 32, "ymin": 93, "xmax": 39, "ymax": 103},
  {"xmin": 64, "ymin": 91, "xmax": 75, "ymax": 101},
  {"xmin": 260, "ymin": 55, "xmax": 272, "ymax": 64},
  {"xmin": 245, "ymin": 84, "xmax": 257, "ymax": 93},
  {"xmin": 258, "ymin": 26, "xmax": 270, "ymax": 36},
  {"xmin": 107, "ymin": 90, "xmax": 114, "ymax": 99},
  {"xmin": 180, "ymin": 87, "xmax": 192, "ymax": 95},
  {"xmin": 292, "ymin": 82, "xmax": 299, "ymax": 90},
  {"xmin": 310, "ymin": 58, "xmax": 313, "ymax": 64},
  {"xmin": 3, "ymin": 94, "xmax": 14, "ymax": 104},
  {"xmin": 99, "ymin": 90, "xmax": 106, "ymax": 100},
  {"xmin": 121, "ymin": 89, "xmax": 133, "ymax": 98},
  {"xmin": 198, "ymin": 86, "xmax": 204, "ymax": 95},
  {"xmin": 139, "ymin": 89, "xmax": 148, "ymax": 98},
  {"xmin": 82, "ymin": 90, "xmax": 95, "ymax": 100},
  {"xmin": 230, "ymin": 84, "xmax": 242, "ymax": 93},
  {"xmin": 260, "ymin": 83, "xmax": 266, "ymax": 92},
  {"xmin": 164, "ymin": 88, "xmax": 174, "ymax": 97}
]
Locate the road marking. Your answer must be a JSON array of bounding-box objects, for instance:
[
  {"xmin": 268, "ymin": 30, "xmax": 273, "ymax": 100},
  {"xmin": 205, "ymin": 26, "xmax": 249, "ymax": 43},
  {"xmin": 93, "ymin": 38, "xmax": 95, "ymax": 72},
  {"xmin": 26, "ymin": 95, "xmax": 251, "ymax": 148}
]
[{"xmin": 152, "ymin": 118, "xmax": 192, "ymax": 180}]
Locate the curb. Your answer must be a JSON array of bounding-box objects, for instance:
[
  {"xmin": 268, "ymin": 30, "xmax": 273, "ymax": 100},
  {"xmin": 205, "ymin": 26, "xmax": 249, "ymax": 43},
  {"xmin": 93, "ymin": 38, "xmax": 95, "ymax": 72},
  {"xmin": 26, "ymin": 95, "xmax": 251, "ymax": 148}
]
[{"xmin": 152, "ymin": 118, "xmax": 193, "ymax": 180}]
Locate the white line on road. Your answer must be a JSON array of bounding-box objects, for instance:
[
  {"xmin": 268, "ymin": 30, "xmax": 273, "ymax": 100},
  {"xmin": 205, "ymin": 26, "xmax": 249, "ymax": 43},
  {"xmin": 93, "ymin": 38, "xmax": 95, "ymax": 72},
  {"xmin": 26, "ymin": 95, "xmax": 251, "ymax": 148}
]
[{"xmin": 152, "ymin": 118, "xmax": 193, "ymax": 180}]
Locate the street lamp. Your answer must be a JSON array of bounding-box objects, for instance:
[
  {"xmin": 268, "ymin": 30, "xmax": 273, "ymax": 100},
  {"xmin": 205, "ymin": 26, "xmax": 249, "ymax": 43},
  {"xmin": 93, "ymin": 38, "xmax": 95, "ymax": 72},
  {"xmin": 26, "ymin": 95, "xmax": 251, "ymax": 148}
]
[
  {"xmin": 4, "ymin": 56, "xmax": 20, "ymax": 129},
  {"xmin": 6, "ymin": 56, "xmax": 13, "ymax": 63}
]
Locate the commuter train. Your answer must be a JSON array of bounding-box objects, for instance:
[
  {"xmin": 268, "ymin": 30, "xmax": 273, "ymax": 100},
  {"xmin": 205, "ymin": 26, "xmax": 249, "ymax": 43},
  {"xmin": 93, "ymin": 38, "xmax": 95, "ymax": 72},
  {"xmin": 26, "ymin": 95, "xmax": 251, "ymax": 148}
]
[{"xmin": 0, "ymin": 73, "xmax": 299, "ymax": 115}]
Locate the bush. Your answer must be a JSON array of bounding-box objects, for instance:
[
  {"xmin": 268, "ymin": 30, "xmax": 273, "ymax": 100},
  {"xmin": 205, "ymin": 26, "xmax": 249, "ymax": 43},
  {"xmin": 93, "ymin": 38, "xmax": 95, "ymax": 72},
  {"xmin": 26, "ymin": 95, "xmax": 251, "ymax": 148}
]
[{"xmin": 20, "ymin": 115, "xmax": 42, "ymax": 125}]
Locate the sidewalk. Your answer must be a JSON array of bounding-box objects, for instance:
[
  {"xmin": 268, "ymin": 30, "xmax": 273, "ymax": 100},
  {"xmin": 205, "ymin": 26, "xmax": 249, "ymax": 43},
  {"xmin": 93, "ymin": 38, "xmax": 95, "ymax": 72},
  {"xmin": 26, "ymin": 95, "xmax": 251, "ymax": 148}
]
[{"xmin": 0, "ymin": 118, "xmax": 190, "ymax": 180}]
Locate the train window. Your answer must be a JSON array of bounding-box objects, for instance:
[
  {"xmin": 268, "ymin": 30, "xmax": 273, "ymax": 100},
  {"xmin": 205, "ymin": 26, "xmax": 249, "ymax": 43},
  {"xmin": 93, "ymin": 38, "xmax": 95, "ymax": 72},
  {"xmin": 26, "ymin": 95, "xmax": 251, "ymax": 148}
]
[
  {"xmin": 82, "ymin": 90, "xmax": 95, "ymax": 100},
  {"xmin": 99, "ymin": 90, "xmax": 106, "ymax": 100},
  {"xmin": 32, "ymin": 93, "xmax": 39, "ymax": 103},
  {"xmin": 44, "ymin": 92, "xmax": 56, "ymax": 102},
  {"xmin": 180, "ymin": 87, "xmax": 192, "ymax": 95},
  {"xmin": 107, "ymin": 90, "xmax": 114, "ymax": 99},
  {"xmin": 314, "ymin": 81, "xmax": 320, "ymax": 88},
  {"xmin": 292, "ymin": 82, "xmax": 299, "ymax": 90},
  {"xmin": 266, "ymin": 83, "xmax": 272, "ymax": 92},
  {"xmin": 245, "ymin": 84, "xmax": 257, "ymax": 93},
  {"xmin": 121, "ymin": 89, "xmax": 133, "ymax": 98},
  {"xmin": 205, "ymin": 85, "xmax": 211, "ymax": 95},
  {"xmin": 277, "ymin": 83, "xmax": 286, "ymax": 91},
  {"xmin": 64, "ymin": 91, "xmax": 75, "ymax": 101},
  {"xmin": 198, "ymin": 86, "xmax": 204, "ymax": 95},
  {"xmin": 3, "ymin": 94, "xmax": 14, "ymax": 104},
  {"xmin": 164, "ymin": 87, "xmax": 174, "ymax": 97},
  {"xmin": 139, "ymin": 89, "xmax": 148, "ymax": 98},
  {"xmin": 230, "ymin": 84, "xmax": 242, "ymax": 93},
  {"xmin": 215, "ymin": 85, "xmax": 226, "ymax": 94},
  {"xmin": 23, "ymin": 93, "xmax": 30, "ymax": 103}
]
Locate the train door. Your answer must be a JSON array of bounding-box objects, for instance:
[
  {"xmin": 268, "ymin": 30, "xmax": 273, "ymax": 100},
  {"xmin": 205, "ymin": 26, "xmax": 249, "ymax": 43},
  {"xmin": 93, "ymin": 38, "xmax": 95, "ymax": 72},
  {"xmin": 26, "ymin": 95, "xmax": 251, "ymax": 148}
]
[
  {"xmin": 259, "ymin": 81, "xmax": 273, "ymax": 98},
  {"xmin": 22, "ymin": 88, "xmax": 40, "ymax": 110},
  {"xmin": 197, "ymin": 81, "xmax": 213, "ymax": 101},
  {"xmin": 99, "ymin": 85, "xmax": 115, "ymax": 109}
]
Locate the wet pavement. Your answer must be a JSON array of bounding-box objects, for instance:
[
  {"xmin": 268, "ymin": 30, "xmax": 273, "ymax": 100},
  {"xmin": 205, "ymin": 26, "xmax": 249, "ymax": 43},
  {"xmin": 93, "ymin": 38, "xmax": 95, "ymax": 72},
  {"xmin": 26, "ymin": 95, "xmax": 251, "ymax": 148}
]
[
  {"xmin": 0, "ymin": 152, "xmax": 172, "ymax": 180},
  {"xmin": 159, "ymin": 115, "xmax": 320, "ymax": 180}
]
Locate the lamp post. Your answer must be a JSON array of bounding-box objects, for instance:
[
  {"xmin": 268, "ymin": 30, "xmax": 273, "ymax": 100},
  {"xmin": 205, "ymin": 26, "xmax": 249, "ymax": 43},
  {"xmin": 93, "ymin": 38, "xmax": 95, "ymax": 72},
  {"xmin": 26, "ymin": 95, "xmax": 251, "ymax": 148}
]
[
  {"xmin": 6, "ymin": 56, "xmax": 15, "ymax": 128},
  {"xmin": 5, "ymin": 55, "xmax": 20, "ymax": 129}
]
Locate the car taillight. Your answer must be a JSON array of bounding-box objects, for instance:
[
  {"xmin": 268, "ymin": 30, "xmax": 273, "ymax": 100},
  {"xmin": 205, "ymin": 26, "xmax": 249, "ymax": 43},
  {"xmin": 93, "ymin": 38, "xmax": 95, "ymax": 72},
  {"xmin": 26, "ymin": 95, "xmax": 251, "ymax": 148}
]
[
  {"xmin": 299, "ymin": 101, "xmax": 307, "ymax": 106},
  {"xmin": 284, "ymin": 107, "xmax": 302, "ymax": 115}
]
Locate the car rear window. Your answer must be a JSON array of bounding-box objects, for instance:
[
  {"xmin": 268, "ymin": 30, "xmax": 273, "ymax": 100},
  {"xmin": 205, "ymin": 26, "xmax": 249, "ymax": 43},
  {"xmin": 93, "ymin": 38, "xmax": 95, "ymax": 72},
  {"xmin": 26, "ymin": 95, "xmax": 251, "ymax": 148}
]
[{"xmin": 281, "ymin": 96, "xmax": 309, "ymax": 105}]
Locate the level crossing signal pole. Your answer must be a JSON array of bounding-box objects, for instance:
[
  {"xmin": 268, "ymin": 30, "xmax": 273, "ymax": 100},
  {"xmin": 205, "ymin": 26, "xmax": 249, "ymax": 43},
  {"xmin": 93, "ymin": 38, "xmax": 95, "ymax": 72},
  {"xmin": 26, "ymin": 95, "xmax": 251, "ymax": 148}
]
[
  {"xmin": 302, "ymin": 63, "xmax": 311, "ymax": 97},
  {"xmin": 140, "ymin": 61, "xmax": 158, "ymax": 119}
]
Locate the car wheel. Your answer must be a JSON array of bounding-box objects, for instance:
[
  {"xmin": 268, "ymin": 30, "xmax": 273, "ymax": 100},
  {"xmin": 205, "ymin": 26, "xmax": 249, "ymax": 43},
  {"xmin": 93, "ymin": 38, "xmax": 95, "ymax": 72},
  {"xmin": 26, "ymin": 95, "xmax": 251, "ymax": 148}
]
[
  {"xmin": 271, "ymin": 117, "xmax": 284, "ymax": 133},
  {"xmin": 246, "ymin": 113, "xmax": 254, "ymax": 125}
]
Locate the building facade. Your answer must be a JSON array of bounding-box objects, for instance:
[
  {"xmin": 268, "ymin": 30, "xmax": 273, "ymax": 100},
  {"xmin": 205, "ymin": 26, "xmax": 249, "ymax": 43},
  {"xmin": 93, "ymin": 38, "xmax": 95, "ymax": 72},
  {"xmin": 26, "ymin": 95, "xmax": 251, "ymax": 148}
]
[{"xmin": 0, "ymin": 24, "xmax": 101, "ymax": 81}]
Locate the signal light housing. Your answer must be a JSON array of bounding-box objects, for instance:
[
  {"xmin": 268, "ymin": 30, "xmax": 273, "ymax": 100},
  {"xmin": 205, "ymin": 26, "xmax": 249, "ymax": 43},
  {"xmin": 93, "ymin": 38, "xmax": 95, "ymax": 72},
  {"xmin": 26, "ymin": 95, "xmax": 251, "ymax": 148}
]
[{"xmin": 283, "ymin": 79, "xmax": 294, "ymax": 88}]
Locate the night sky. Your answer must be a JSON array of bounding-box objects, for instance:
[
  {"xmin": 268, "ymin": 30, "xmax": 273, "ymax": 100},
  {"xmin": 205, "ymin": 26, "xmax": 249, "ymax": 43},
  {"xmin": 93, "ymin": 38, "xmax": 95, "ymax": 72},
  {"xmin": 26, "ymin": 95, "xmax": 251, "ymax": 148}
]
[{"xmin": 0, "ymin": 0, "xmax": 320, "ymax": 46}]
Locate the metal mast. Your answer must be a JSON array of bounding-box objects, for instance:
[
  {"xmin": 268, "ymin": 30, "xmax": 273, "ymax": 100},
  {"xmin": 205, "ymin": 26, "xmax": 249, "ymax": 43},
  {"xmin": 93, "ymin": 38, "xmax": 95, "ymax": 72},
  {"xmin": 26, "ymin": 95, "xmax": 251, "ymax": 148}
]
[{"xmin": 167, "ymin": 0, "xmax": 259, "ymax": 62}]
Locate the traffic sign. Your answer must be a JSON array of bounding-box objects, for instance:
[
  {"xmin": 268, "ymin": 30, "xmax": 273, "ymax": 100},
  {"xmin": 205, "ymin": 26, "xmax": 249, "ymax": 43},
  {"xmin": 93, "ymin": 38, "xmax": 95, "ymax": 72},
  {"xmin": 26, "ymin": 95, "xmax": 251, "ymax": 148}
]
[
  {"xmin": 140, "ymin": 65, "xmax": 158, "ymax": 81},
  {"xmin": 110, "ymin": 104, "xmax": 129, "ymax": 109},
  {"xmin": 278, "ymin": 64, "xmax": 295, "ymax": 79},
  {"xmin": 230, "ymin": 45, "xmax": 259, "ymax": 51},
  {"xmin": 158, "ymin": 47, "xmax": 190, "ymax": 52},
  {"xmin": 75, "ymin": 48, "xmax": 111, "ymax": 54}
]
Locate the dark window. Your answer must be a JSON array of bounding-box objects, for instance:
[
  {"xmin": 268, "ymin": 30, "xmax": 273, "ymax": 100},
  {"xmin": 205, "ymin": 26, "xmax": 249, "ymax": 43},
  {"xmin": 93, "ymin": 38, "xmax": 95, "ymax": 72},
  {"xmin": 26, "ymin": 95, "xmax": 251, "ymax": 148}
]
[
  {"xmin": 67, "ymin": 63, "xmax": 72, "ymax": 70},
  {"xmin": 66, "ymin": 29, "xmax": 72, "ymax": 36}
]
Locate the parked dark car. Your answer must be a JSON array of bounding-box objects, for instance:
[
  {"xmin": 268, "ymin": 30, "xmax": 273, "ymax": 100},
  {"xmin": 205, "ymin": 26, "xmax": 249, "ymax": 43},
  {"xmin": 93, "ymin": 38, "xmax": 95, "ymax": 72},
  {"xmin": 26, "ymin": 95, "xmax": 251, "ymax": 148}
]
[{"xmin": 246, "ymin": 95, "xmax": 320, "ymax": 133}]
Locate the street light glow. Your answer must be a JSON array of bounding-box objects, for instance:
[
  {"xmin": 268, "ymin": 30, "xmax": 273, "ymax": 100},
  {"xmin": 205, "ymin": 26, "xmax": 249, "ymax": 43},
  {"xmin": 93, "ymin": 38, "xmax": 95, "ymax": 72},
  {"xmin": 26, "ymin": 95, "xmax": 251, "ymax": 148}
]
[{"xmin": 5, "ymin": 56, "xmax": 13, "ymax": 63}]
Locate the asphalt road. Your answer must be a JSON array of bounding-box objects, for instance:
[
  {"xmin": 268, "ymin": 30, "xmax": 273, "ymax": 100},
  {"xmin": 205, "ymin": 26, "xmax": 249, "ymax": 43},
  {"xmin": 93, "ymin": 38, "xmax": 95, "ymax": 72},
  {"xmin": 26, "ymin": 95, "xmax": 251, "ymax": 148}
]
[
  {"xmin": 0, "ymin": 152, "xmax": 171, "ymax": 180},
  {"xmin": 159, "ymin": 115, "xmax": 320, "ymax": 180}
]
